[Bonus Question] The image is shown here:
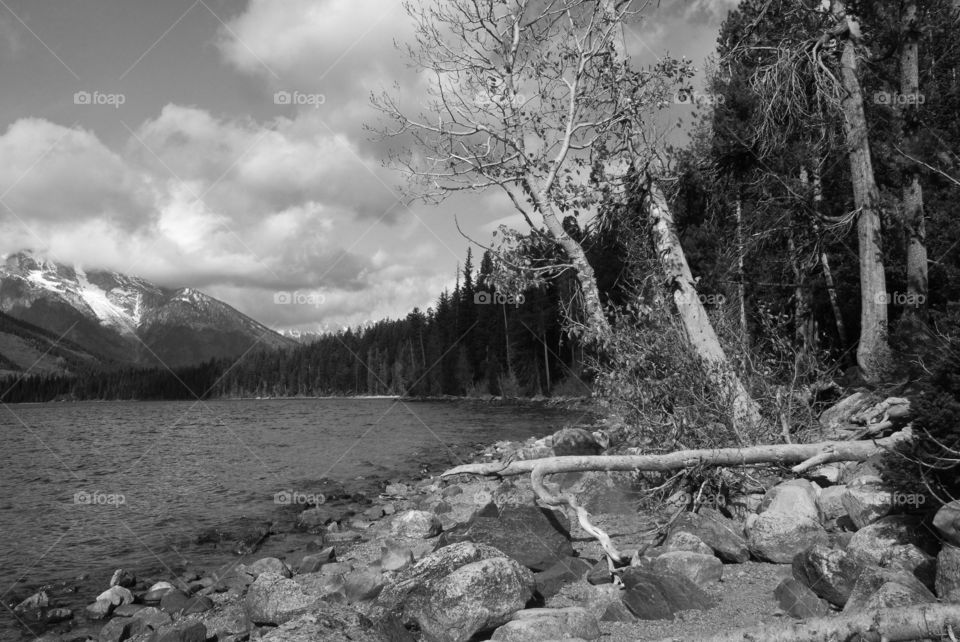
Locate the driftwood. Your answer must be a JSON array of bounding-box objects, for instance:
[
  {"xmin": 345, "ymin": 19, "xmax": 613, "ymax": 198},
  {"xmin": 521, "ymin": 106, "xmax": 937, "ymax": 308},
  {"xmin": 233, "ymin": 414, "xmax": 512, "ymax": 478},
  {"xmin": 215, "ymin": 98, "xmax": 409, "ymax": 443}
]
[
  {"xmin": 652, "ymin": 602, "xmax": 960, "ymax": 642},
  {"xmin": 443, "ymin": 428, "xmax": 913, "ymax": 563}
]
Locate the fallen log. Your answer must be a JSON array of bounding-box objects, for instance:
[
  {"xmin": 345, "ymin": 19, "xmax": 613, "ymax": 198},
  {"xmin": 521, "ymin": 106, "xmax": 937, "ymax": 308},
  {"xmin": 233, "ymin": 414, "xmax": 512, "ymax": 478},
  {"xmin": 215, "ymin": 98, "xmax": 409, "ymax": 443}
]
[
  {"xmin": 652, "ymin": 602, "xmax": 960, "ymax": 642},
  {"xmin": 443, "ymin": 427, "xmax": 913, "ymax": 478},
  {"xmin": 443, "ymin": 427, "xmax": 913, "ymax": 564}
]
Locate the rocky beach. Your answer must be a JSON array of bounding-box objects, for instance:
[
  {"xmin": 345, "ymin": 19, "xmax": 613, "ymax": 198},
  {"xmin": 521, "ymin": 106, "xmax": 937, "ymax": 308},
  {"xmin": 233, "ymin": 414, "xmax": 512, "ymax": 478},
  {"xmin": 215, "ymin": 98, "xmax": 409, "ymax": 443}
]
[{"xmin": 9, "ymin": 392, "xmax": 960, "ymax": 642}]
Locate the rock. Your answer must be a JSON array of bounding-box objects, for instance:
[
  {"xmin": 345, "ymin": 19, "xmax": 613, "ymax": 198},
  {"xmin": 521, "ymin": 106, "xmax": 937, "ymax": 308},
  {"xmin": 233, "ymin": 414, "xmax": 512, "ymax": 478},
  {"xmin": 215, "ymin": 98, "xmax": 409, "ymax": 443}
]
[
  {"xmin": 381, "ymin": 541, "xmax": 416, "ymax": 572},
  {"xmin": 298, "ymin": 547, "xmax": 336, "ymax": 573},
  {"xmin": 760, "ymin": 479, "xmax": 820, "ymax": 521},
  {"xmin": 841, "ymin": 486, "xmax": 892, "ymax": 529},
  {"xmin": 438, "ymin": 505, "xmax": 574, "ymax": 571},
  {"xmin": 131, "ymin": 606, "xmax": 172, "ymax": 630},
  {"xmin": 843, "ymin": 566, "xmax": 936, "ymax": 613},
  {"xmin": 491, "ymin": 607, "xmax": 601, "ymax": 641},
  {"xmin": 258, "ymin": 608, "xmax": 396, "ymax": 641},
  {"xmin": 364, "ymin": 505, "xmax": 386, "ymax": 519},
  {"xmin": 97, "ymin": 586, "xmax": 134, "ymax": 607},
  {"xmin": 375, "ymin": 542, "xmax": 534, "ymax": 642},
  {"xmin": 98, "ymin": 616, "xmax": 145, "ymax": 642},
  {"xmin": 13, "ymin": 590, "xmax": 49, "ymax": 618},
  {"xmin": 391, "ymin": 510, "xmax": 442, "ymax": 538},
  {"xmin": 109, "ymin": 569, "xmax": 136, "ymax": 588},
  {"xmin": 846, "ymin": 515, "xmax": 928, "ymax": 566},
  {"xmin": 935, "ymin": 500, "xmax": 960, "ymax": 547},
  {"xmin": 324, "ymin": 530, "xmax": 364, "ymax": 544},
  {"xmin": 620, "ymin": 567, "xmax": 716, "ymax": 620},
  {"xmin": 663, "ymin": 531, "xmax": 713, "ymax": 556},
  {"xmin": 774, "ymin": 578, "xmax": 830, "ymax": 619},
  {"xmin": 816, "ymin": 485, "xmax": 849, "ymax": 523},
  {"xmin": 745, "ymin": 511, "xmax": 829, "ymax": 563},
  {"xmin": 245, "ymin": 571, "xmax": 327, "ymax": 625},
  {"xmin": 586, "ymin": 560, "xmax": 613, "ymax": 585},
  {"xmin": 669, "ymin": 509, "xmax": 749, "ymax": 563},
  {"xmin": 84, "ymin": 599, "xmax": 114, "ymax": 619},
  {"xmin": 936, "ymin": 542, "xmax": 960, "ymax": 601},
  {"xmin": 46, "ymin": 607, "xmax": 72, "ymax": 623},
  {"xmin": 551, "ymin": 428, "xmax": 603, "ymax": 456},
  {"xmin": 533, "ymin": 557, "xmax": 592, "ymax": 599},
  {"xmin": 343, "ymin": 567, "xmax": 385, "ymax": 603},
  {"xmin": 792, "ymin": 544, "xmax": 869, "ymax": 607},
  {"xmin": 385, "ymin": 482, "xmax": 411, "ymax": 497},
  {"xmin": 318, "ymin": 561, "xmax": 355, "ymax": 576},
  {"xmin": 640, "ymin": 551, "xmax": 723, "ymax": 586},
  {"xmin": 601, "ymin": 600, "xmax": 636, "ymax": 622},
  {"xmin": 142, "ymin": 581, "xmax": 176, "ymax": 603},
  {"xmin": 159, "ymin": 590, "xmax": 191, "ymax": 615},
  {"xmin": 183, "ymin": 595, "xmax": 214, "ymax": 614},
  {"xmin": 151, "ymin": 620, "xmax": 207, "ymax": 642},
  {"xmin": 248, "ymin": 556, "xmax": 292, "ymax": 578},
  {"xmin": 113, "ymin": 604, "xmax": 146, "ymax": 617}
]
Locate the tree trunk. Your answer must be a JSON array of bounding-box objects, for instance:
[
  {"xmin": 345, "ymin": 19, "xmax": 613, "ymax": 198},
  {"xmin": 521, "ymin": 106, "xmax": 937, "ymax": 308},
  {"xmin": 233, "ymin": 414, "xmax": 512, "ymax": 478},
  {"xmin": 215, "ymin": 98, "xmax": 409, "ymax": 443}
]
[
  {"xmin": 810, "ymin": 160, "xmax": 850, "ymax": 353},
  {"xmin": 537, "ymin": 194, "xmax": 611, "ymax": 339},
  {"xmin": 645, "ymin": 182, "xmax": 763, "ymax": 433},
  {"xmin": 655, "ymin": 603, "xmax": 960, "ymax": 642},
  {"xmin": 442, "ymin": 425, "xmax": 912, "ymax": 478},
  {"xmin": 735, "ymin": 197, "xmax": 749, "ymax": 355},
  {"xmin": 900, "ymin": 0, "xmax": 929, "ymax": 317},
  {"xmin": 832, "ymin": 1, "xmax": 892, "ymax": 382}
]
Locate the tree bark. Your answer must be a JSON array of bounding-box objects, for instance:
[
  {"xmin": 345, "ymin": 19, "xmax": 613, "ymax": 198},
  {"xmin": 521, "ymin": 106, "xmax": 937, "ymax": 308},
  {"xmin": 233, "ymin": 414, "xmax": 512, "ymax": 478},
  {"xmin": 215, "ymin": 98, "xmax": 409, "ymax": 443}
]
[
  {"xmin": 810, "ymin": 159, "xmax": 850, "ymax": 353},
  {"xmin": 654, "ymin": 603, "xmax": 960, "ymax": 642},
  {"xmin": 832, "ymin": 1, "xmax": 893, "ymax": 381},
  {"xmin": 900, "ymin": 0, "xmax": 929, "ymax": 317},
  {"xmin": 645, "ymin": 183, "xmax": 763, "ymax": 433}
]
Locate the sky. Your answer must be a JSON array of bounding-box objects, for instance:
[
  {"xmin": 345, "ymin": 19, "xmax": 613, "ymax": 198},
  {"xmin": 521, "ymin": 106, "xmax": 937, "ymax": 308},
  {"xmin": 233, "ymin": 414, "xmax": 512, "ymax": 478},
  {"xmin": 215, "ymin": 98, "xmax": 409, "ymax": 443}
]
[{"xmin": 0, "ymin": 0, "xmax": 739, "ymax": 332}]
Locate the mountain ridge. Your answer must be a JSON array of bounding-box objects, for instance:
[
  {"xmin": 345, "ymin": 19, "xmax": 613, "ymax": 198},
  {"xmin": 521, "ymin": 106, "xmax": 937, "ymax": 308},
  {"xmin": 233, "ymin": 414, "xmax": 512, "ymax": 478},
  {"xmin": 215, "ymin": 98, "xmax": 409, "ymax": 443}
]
[{"xmin": 0, "ymin": 251, "xmax": 293, "ymax": 370}]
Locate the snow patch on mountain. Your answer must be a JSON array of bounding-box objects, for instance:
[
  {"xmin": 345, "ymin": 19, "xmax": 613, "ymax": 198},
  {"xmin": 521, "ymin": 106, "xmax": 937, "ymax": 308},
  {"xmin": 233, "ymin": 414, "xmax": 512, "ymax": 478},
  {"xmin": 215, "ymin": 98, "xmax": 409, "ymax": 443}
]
[{"xmin": 73, "ymin": 266, "xmax": 139, "ymax": 334}]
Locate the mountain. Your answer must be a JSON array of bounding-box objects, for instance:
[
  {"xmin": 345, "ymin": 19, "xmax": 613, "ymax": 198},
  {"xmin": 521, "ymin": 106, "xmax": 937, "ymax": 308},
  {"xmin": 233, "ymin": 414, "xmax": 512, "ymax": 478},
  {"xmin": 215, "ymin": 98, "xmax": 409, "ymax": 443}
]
[
  {"xmin": 0, "ymin": 252, "xmax": 294, "ymax": 369},
  {"xmin": 0, "ymin": 311, "xmax": 106, "ymax": 378}
]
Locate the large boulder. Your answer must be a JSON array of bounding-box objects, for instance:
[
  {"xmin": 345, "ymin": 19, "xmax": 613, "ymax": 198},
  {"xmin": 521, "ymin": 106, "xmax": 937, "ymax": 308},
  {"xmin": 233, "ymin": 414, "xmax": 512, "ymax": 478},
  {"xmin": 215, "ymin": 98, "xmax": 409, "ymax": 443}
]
[
  {"xmin": 936, "ymin": 543, "xmax": 960, "ymax": 601},
  {"xmin": 846, "ymin": 515, "xmax": 934, "ymax": 586},
  {"xmin": 792, "ymin": 544, "xmax": 869, "ymax": 607},
  {"xmin": 934, "ymin": 500, "xmax": 960, "ymax": 547},
  {"xmin": 248, "ymin": 557, "xmax": 292, "ymax": 578},
  {"xmin": 842, "ymin": 567, "xmax": 936, "ymax": 613},
  {"xmin": 491, "ymin": 607, "xmax": 601, "ymax": 641},
  {"xmin": 774, "ymin": 578, "xmax": 830, "ymax": 619},
  {"xmin": 620, "ymin": 567, "xmax": 716, "ymax": 620},
  {"xmin": 669, "ymin": 509, "xmax": 749, "ymax": 563},
  {"xmin": 816, "ymin": 485, "xmax": 849, "ymax": 524},
  {"xmin": 662, "ymin": 531, "xmax": 713, "ymax": 556},
  {"xmin": 375, "ymin": 542, "xmax": 535, "ymax": 642},
  {"xmin": 745, "ymin": 511, "xmax": 829, "ymax": 563},
  {"xmin": 437, "ymin": 505, "xmax": 573, "ymax": 571},
  {"xmin": 258, "ymin": 607, "xmax": 396, "ymax": 642},
  {"xmin": 391, "ymin": 510, "xmax": 442, "ymax": 539},
  {"xmin": 551, "ymin": 428, "xmax": 604, "ymax": 456},
  {"xmin": 245, "ymin": 572, "xmax": 327, "ymax": 625},
  {"xmin": 841, "ymin": 486, "xmax": 893, "ymax": 529},
  {"xmin": 637, "ymin": 551, "xmax": 723, "ymax": 587},
  {"xmin": 760, "ymin": 479, "xmax": 820, "ymax": 521},
  {"xmin": 533, "ymin": 557, "xmax": 592, "ymax": 599}
]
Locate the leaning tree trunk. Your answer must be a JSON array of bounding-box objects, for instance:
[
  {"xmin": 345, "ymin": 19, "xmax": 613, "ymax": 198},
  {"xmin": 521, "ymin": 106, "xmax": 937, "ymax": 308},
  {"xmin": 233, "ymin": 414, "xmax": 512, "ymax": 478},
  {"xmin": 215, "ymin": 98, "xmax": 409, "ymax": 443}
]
[
  {"xmin": 900, "ymin": 0, "xmax": 929, "ymax": 317},
  {"xmin": 832, "ymin": 1, "xmax": 893, "ymax": 382},
  {"xmin": 645, "ymin": 183, "xmax": 763, "ymax": 434}
]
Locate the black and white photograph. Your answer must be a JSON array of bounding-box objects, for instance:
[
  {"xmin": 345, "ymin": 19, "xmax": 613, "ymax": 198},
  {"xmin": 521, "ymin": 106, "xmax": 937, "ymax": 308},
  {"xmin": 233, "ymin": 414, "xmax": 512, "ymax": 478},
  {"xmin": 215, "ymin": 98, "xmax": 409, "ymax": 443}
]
[{"xmin": 1, "ymin": 0, "xmax": 959, "ymax": 640}]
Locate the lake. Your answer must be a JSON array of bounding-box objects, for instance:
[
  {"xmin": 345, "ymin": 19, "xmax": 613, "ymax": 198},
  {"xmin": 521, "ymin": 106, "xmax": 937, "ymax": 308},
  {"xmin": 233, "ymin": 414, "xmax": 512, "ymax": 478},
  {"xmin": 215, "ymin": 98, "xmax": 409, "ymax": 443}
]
[{"xmin": 0, "ymin": 398, "xmax": 587, "ymax": 639}]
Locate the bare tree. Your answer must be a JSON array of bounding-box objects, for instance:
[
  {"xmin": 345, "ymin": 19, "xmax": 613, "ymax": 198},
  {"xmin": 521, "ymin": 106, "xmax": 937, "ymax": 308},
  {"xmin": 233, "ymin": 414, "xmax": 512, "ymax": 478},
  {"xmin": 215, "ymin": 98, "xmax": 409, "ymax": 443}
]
[{"xmin": 371, "ymin": 0, "xmax": 687, "ymax": 340}]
